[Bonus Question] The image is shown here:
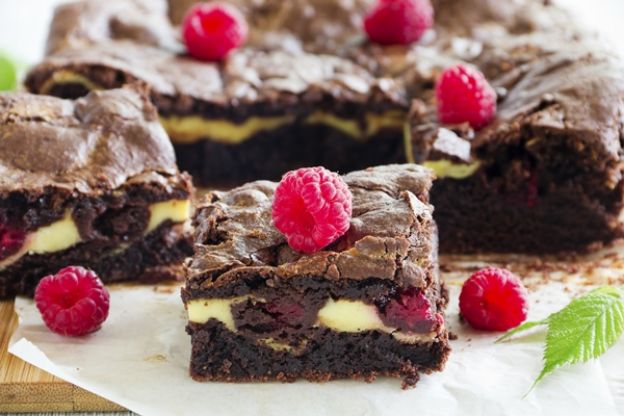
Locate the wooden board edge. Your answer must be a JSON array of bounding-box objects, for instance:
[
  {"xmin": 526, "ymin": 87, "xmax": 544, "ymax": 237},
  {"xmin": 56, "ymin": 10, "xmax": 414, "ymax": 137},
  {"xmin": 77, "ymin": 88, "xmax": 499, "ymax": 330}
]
[{"xmin": 0, "ymin": 381, "xmax": 126, "ymax": 412}]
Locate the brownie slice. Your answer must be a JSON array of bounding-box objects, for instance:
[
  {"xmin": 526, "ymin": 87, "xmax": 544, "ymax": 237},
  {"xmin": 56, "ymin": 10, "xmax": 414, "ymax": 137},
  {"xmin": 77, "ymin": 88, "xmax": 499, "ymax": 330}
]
[
  {"xmin": 25, "ymin": 0, "xmax": 408, "ymax": 186},
  {"xmin": 406, "ymin": 24, "xmax": 624, "ymax": 253},
  {"xmin": 0, "ymin": 88, "xmax": 194, "ymax": 298},
  {"xmin": 183, "ymin": 164, "xmax": 450, "ymax": 387}
]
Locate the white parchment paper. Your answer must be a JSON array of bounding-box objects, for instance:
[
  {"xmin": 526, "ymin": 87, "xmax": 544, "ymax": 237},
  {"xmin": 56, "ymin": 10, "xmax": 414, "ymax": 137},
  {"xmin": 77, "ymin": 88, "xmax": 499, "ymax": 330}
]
[{"xmin": 8, "ymin": 259, "xmax": 624, "ymax": 416}]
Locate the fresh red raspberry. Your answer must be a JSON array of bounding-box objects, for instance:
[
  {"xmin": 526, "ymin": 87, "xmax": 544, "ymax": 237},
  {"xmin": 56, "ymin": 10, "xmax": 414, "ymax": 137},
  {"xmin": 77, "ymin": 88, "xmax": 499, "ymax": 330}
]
[
  {"xmin": 436, "ymin": 64, "xmax": 497, "ymax": 129},
  {"xmin": 364, "ymin": 0, "xmax": 434, "ymax": 45},
  {"xmin": 272, "ymin": 167, "xmax": 352, "ymax": 253},
  {"xmin": 0, "ymin": 223, "xmax": 25, "ymax": 260},
  {"xmin": 380, "ymin": 287, "xmax": 444, "ymax": 333},
  {"xmin": 266, "ymin": 300, "xmax": 305, "ymax": 326},
  {"xmin": 35, "ymin": 266, "xmax": 110, "ymax": 336},
  {"xmin": 459, "ymin": 267, "xmax": 529, "ymax": 331},
  {"xmin": 182, "ymin": 2, "xmax": 248, "ymax": 61}
]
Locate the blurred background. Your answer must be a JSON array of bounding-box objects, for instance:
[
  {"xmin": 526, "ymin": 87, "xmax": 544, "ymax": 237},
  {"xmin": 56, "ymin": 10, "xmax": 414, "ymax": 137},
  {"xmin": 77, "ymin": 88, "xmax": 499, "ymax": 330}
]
[{"xmin": 0, "ymin": 0, "xmax": 623, "ymax": 86}]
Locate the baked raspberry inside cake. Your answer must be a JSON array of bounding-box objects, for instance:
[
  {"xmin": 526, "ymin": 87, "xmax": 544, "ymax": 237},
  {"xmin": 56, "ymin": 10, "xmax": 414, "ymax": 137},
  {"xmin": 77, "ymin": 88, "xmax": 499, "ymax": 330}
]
[
  {"xmin": 183, "ymin": 164, "xmax": 450, "ymax": 387},
  {"xmin": 0, "ymin": 88, "xmax": 193, "ymax": 298}
]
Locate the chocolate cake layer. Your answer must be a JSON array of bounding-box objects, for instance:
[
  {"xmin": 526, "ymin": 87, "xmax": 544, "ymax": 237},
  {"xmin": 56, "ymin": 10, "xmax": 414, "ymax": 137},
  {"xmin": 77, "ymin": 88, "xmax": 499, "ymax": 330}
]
[
  {"xmin": 184, "ymin": 164, "xmax": 450, "ymax": 387},
  {"xmin": 175, "ymin": 125, "xmax": 405, "ymax": 184},
  {"xmin": 25, "ymin": 0, "xmax": 624, "ymax": 253},
  {"xmin": 187, "ymin": 321, "xmax": 449, "ymax": 388},
  {"xmin": 0, "ymin": 89, "xmax": 194, "ymax": 298},
  {"xmin": 0, "ymin": 222, "xmax": 191, "ymax": 298}
]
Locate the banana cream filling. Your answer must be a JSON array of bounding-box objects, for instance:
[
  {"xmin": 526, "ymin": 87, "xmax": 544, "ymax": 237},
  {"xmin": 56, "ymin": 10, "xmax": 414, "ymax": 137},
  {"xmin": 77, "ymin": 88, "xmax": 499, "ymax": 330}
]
[
  {"xmin": 39, "ymin": 71, "xmax": 405, "ymax": 143},
  {"xmin": 186, "ymin": 296, "xmax": 438, "ymax": 349},
  {"xmin": 0, "ymin": 199, "xmax": 190, "ymax": 270}
]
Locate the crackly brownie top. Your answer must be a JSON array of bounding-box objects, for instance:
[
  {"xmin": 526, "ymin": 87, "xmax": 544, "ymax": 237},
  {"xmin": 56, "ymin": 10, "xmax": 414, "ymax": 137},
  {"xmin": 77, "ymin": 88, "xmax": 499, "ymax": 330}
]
[
  {"xmin": 25, "ymin": 0, "xmax": 567, "ymax": 107},
  {"xmin": 26, "ymin": 0, "xmax": 624, "ymax": 160},
  {"xmin": 186, "ymin": 164, "xmax": 435, "ymax": 291},
  {"xmin": 0, "ymin": 88, "xmax": 180, "ymax": 194}
]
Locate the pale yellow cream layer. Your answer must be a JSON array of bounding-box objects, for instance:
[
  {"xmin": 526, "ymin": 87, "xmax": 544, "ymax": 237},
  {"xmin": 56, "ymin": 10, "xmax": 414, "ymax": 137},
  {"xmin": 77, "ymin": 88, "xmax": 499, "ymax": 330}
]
[
  {"xmin": 305, "ymin": 110, "xmax": 405, "ymax": 141},
  {"xmin": 147, "ymin": 199, "xmax": 191, "ymax": 233},
  {"xmin": 316, "ymin": 299, "xmax": 386, "ymax": 332},
  {"xmin": 186, "ymin": 297, "xmax": 438, "ymax": 343},
  {"xmin": 0, "ymin": 199, "xmax": 191, "ymax": 270},
  {"xmin": 423, "ymin": 160, "xmax": 481, "ymax": 179},
  {"xmin": 41, "ymin": 71, "xmax": 406, "ymax": 144},
  {"xmin": 160, "ymin": 115, "xmax": 296, "ymax": 145},
  {"xmin": 28, "ymin": 211, "xmax": 81, "ymax": 254},
  {"xmin": 187, "ymin": 297, "xmax": 248, "ymax": 331},
  {"xmin": 403, "ymin": 123, "xmax": 481, "ymax": 180},
  {"xmin": 39, "ymin": 70, "xmax": 102, "ymax": 94}
]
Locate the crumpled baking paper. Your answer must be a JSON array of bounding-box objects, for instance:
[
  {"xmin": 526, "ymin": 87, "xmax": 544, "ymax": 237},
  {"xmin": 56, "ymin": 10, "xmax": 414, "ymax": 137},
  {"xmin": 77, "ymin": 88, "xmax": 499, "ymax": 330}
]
[{"xmin": 9, "ymin": 273, "xmax": 624, "ymax": 416}]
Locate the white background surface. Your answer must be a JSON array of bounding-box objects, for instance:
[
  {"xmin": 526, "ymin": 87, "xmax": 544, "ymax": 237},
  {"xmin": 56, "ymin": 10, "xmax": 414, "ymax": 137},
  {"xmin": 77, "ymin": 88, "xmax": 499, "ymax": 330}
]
[{"xmin": 9, "ymin": 283, "xmax": 624, "ymax": 416}]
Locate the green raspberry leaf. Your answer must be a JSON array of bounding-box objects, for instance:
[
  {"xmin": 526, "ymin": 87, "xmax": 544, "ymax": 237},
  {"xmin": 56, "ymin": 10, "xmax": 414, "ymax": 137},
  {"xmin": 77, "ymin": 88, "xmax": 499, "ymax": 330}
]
[
  {"xmin": 533, "ymin": 286, "xmax": 624, "ymax": 387},
  {"xmin": 496, "ymin": 319, "xmax": 548, "ymax": 343}
]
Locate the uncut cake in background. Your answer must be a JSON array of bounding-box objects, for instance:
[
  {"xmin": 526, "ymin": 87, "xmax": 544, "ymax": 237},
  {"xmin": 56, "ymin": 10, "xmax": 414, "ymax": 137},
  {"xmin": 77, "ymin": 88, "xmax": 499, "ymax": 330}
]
[
  {"xmin": 25, "ymin": 0, "xmax": 624, "ymax": 254},
  {"xmin": 183, "ymin": 164, "xmax": 450, "ymax": 387},
  {"xmin": 0, "ymin": 88, "xmax": 193, "ymax": 298}
]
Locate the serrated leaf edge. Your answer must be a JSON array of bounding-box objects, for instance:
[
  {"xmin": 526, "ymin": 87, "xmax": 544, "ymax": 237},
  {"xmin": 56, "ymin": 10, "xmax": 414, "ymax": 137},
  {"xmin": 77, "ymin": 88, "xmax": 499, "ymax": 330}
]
[{"xmin": 530, "ymin": 290, "xmax": 624, "ymax": 390}]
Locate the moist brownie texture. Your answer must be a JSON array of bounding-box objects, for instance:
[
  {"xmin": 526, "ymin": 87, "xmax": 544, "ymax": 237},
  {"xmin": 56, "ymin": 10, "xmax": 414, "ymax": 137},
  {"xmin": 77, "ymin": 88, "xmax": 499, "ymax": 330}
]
[
  {"xmin": 183, "ymin": 164, "xmax": 450, "ymax": 387},
  {"xmin": 0, "ymin": 88, "xmax": 194, "ymax": 298},
  {"xmin": 25, "ymin": 0, "xmax": 624, "ymax": 253}
]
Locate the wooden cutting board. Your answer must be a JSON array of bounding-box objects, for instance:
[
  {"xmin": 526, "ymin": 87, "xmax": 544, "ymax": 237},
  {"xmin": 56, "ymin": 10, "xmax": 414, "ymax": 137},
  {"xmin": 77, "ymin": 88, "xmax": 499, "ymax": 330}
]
[{"xmin": 0, "ymin": 301, "xmax": 125, "ymax": 412}]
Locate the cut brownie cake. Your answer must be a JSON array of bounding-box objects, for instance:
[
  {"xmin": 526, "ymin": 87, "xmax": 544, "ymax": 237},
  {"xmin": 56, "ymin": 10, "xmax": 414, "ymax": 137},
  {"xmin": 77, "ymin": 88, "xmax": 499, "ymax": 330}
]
[
  {"xmin": 25, "ymin": 0, "xmax": 408, "ymax": 185},
  {"xmin": 25, "ymin": 0, "xmax": 624, "ymax": 254},
  {"xmin": 0, "ymin": 88, "xmax": 193, "ymax": 298},
  {"xmin": 404, "ymin": 1, "xmax": 624, "ymax": 253},
  {"xmin": 182, "ymin": 164, "xmax": 450, "ymax": 387}
]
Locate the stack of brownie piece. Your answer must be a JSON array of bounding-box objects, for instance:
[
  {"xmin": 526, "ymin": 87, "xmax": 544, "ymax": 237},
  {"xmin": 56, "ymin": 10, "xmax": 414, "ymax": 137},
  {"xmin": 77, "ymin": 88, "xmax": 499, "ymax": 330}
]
[
  {"xmin": 183, "ymin": 164, "xmax": 450, "ymax": 387},
  {"xmin": 0, "ymin": 88, "xmax": 193, "ymax": 298}
]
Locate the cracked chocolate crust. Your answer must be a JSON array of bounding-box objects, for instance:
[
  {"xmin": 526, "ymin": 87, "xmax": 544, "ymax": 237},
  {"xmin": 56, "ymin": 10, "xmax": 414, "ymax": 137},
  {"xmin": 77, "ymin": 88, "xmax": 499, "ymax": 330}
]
[
  {"xmin": 187, "ymin": 319, "xmax": 450, "ymax": 389},
  {"xmin": 184, "ymin": 164, "xmax": 436, "ymax": 295},
  {"xmin": 0, "ymin": 88, "xmax": 182, "ymax": 194}
]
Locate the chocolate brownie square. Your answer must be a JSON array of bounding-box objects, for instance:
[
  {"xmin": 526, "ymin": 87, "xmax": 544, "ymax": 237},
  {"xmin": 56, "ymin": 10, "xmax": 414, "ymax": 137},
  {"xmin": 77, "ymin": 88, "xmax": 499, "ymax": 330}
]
[
  {"xmin": 0, "ymin": 88, "xmax": 193, "ymax": 298},
  {"xmin": 182, "ymin": 164, "xmax": 450, "ymax": 387}
]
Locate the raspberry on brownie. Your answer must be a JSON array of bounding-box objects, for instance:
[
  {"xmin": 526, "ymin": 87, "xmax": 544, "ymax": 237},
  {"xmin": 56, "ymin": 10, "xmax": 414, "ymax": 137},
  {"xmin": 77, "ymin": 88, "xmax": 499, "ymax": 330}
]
[
  {"xmin": 0, "ymin": 88, "xmax": 194, "ymax": 298},
  {"xmin": 182, "ymin": 164, "xmax": 450, "ymax": 388},
  {"xmin": 272, "ymin": 167, "xmax": 353, "ymax": 253}
]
